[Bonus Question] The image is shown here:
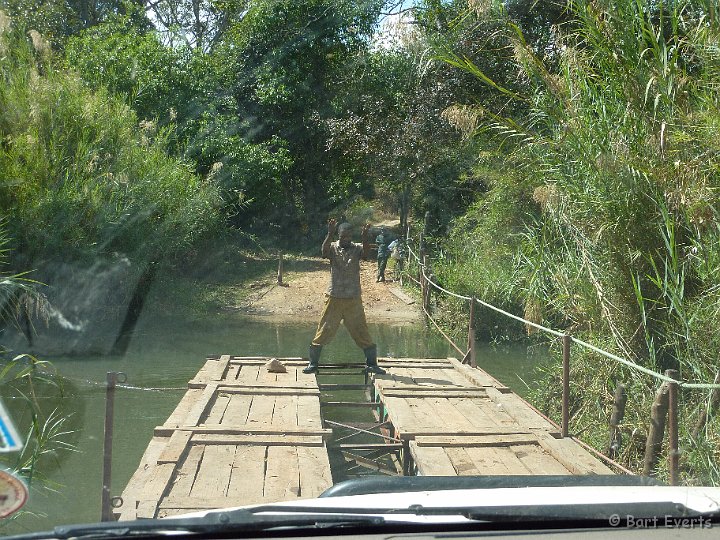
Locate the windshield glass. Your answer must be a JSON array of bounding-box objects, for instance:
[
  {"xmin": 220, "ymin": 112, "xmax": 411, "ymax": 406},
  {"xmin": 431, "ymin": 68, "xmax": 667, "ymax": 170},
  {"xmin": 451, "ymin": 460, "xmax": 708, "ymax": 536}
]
[{"xmin": 2, "ymin": 0, "xmax": 720, "ymax": 535}]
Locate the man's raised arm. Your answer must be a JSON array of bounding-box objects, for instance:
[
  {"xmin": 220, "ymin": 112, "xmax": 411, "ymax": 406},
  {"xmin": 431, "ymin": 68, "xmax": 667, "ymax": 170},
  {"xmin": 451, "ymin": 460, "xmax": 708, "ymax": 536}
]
[
  {"xmin": 322, "ymin": 219, "xmax": 336, "ymax": 258},
  {"xmin": 361, "ymin": 223, "xmax": 370, "ymax": 261}
]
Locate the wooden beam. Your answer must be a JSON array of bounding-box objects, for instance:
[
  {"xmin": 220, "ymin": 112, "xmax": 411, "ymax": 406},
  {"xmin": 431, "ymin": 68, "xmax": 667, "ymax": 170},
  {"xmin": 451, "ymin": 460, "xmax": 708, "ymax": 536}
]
[
  {"xmin": 330, "ymin": 443, "xmax": 404, "ymax": 451},
  {"xmin": 157, "ymin": 431, "xmax": 192, "ymax": 464},
  {"xmin": 535, "ymin": 432, "xmax": 613, "ymax": 475},
  {"xmin": 154, "ymin": 426, "xmax": 332, "ymax": 438},
  {"xmin": 318, "ymin": 384, "xmax": 373, "ymax": 390},
  {"xmin": 320, "ymin": 401, "xmax": 379, "ymax": 407},
  {"xmin": 413, "ymin": 434, "xmax": 539, "ymax": 447},
  {"xmin": 191, "ymin": 434, "xmax": 325, "ymax": 446},
  {"xmin": 340, "ymin": 451, "xmax": 400, "ymax": 475},
  {"xmin": 188, "ymin": 381, "xmax": 316, "ymax": 390}
]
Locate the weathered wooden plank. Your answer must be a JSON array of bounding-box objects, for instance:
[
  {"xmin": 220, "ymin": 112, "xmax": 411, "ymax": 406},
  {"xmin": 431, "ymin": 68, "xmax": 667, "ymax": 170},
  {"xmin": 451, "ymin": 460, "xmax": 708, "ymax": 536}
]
[
  {"xmin": 220, "ymin": 394, "xmax": 253, "ymax": 426},
  {"xmin": 220, "ymin": 386, "xmax": 320, "ymax": 396},
  {"xmin": 382, "ymin": 397, "xmax": 418, "ymax": 430},
  {"xmin": 445, "ymin": 447, "xmax": 481, "ymax": 475},
  {"xmin": 406, "ymin": 397, "xmax": 441, "ymax": 429},
  {"xmin": 226, "ymin": 445, "xmax": 267, "ymax": 503},
  {"xmin": 377, "ymin": 357, "xmax": 452, "ymax": 364},
  {"xmin": 256, "ymin": 365, "xmax": 279, "ymax": 384},
  {"xmin": 163, "ymin": 389, "xmax": 203, "ymax": 428},
  {"xmin": 192, "ymin": 361, "xmax": 213, "ymax": 384},
  {"xmin": 191, "ymin": 356, "xmax": 231, "ymax": 385},
  {"xmin": 380, "ymin": 384, "xmax": 485, "ymax": 392},
  {"xmin": 297, "ymin": 445, "xmax": 333, "ymax": 498},
  {"xmin": 381, "ymin": 389, "xmax": 488, "ymax": 399},
  {"xmin": 271, "ymin": 395, "xmax": 298, "ymax": 428},
  {"xmin": 297, "ymin": 395, "xmax": 322, "ymax": 429},
  {"xmin": 246, "ymin": 394, "xmax": 276, "ymax": 425},
  {"xmin": 208, "ymin": 355, "xmax": 231, "ymax": 381},
  {"xmin": 487, "ymin": 446, "xmax": 533, "ymax": 474},
  {"xmin": 236, "ymin": 364, "xmax": 261, "ymax": 384},
  {"xmin": 159, "ymin": 496, "xmax": 270, "ymax": 510},
  {"xmin": 184, "ymin": 383, "xmax": 218, "ymax": 427},
  {"xmin": 535, "ymin": 433, "xmax": 614, "ymax": 475},
  {"xmin": 167, "ymin": 444, "xmax": 204, "ymax": 498},
  {"xmin": 157, "ymin": 430, "xmax": 192, "ymax": 464},
  {"xmin": 136, "ymin": 500, "xmax": 159, "ymax": 519},
  {"xmin": 161, "ymin": 426, "xmax": 331, "ymax": 437},
  {"xmin": 413, "ymin": 368, "xmax": 470, "ymax": 387},
  {"xmin": 473, "ymin": 396, "xmax": 520, "ymax": 428},
  {"xmin": 204, "ymin": 393, "xmax": 231, "ymax": 424},
  {"xmin": 264, "ymin": 445, "xmax": 300, "ymax": 501},
  {"xmin": 222, "ymin": 380, "xmax": 316, "ymax": 389},
  {"xmin": 452, "ymin": 398, "xmax": 509, "ymax": 429},
  {"xmin": 446, "ymin": 357, "xmax": 506, "ymax": 388},
  {"xmin": 462, "ymin": 446, "xmax": 516, "ymax": 475},
  {"xmin": 189, "ymin": 381, "xmax": 318, "ymax": 390},
  {"xmin": 409, "ymin": 443, "xmax": 456, "ymax": 475},
  {"xmin": 193, "ymin": 434, "xmax": 325, "ymax": 446},
  {"xmin": 330, "ymin": 443, "xmax": 403, "ymax": 450},
  {"xmin": 510, "ymin": 444, "xmax": 571, "ymax": 475},
  {"xmin": 485, "ymin": 389, "xmax": 557, "ymax": 431},
  {"xmin": 414, "ymin": 434, "xmax": 540, "ymax": 447},
  {"xmin": 157, "ymin": 507, "xmax": 191, "ymax": 518},
  {"xmin": 135, "ymin": 462, "xmax": 175, "ymax": 507},
  {"xmin": 425, "ymin": 398, "xmax": 475, "ymax": 429},
  {"xmin": 120, "ymin": 437, "xmax": 168, "ymax": 500},
  {"xmin": 189, "ymin": 445, "xmax": 235, "ymax": 498},
  {"xmin": 230, "ymin": 356, "xmax": 305, "ymax": 363},
  {"xmin": 225, "ymin": 363, "xmax": 241, "ymax": 382}
]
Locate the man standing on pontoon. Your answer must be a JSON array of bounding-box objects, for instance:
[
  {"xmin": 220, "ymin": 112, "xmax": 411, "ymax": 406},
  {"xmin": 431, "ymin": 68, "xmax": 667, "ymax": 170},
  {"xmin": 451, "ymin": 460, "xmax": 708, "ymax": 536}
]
[{"xmin": 302, "ymin": 219, "xmax": 386, "ymax": 375}]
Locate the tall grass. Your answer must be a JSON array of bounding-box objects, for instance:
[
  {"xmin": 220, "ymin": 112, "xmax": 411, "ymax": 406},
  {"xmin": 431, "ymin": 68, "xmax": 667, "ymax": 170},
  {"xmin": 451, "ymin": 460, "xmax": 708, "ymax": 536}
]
[
  {"xmin": 0, "ymin": 13, "xmax": 222, "ymax": 267},
  {"xmin": 433, "ymin": 0, "xmax": 720, "ymax": 482},
  {"xmin": 0, "ymin": 221, "xmax": 74, "ymax": 526}
]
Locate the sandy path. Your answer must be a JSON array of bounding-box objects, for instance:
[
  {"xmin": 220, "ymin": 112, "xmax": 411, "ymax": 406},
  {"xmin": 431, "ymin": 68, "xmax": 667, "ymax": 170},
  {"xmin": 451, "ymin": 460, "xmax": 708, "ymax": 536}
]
[{"xmin": 240, "ymin": 256, "xmax": 421, "ymax": 324}]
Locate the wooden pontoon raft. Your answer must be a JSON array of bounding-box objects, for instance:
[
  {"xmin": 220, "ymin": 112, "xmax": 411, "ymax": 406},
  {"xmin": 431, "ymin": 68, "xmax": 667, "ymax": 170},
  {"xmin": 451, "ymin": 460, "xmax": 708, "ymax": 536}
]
[
  {"xmin": 117, "ymin": 356, "xmax": 333, "ymax": 519},
  {"xmin": 118, "ymin": 355, "xmax": 612, "ymax": 520},
  {"xmin": 369, "ymin": 357, "xmax": 612, "ymax": 476}
]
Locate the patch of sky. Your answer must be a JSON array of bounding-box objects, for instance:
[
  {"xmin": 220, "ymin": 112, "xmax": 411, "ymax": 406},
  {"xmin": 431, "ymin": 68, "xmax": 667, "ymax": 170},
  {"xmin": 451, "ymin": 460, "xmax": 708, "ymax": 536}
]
[{"xmin": 373, "ymin": 0, "xmax": 417, "ymax": 50}]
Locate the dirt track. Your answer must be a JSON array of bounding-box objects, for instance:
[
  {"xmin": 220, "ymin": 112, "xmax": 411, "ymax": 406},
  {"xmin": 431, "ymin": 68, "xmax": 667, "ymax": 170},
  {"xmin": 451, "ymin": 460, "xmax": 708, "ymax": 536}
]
[{"xmin": 240, "ymin": 256, "xmax": 421, "ymax": 324}]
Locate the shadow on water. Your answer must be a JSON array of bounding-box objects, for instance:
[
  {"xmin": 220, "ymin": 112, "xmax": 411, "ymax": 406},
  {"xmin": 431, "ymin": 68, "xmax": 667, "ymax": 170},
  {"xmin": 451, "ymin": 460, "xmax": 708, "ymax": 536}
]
[{"xmin": 1, "ymin": 306, "xmax": 546, "ymax": 535}]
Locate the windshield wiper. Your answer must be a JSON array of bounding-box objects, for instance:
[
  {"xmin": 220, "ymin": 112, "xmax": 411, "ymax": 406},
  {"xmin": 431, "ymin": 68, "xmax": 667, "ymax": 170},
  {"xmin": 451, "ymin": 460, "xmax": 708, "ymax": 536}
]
[
  {"xmin": 5, "ymin": 510, "xmax": 386, "ymax": 540},
  {"xmin": 10, "ymin": 500, "xmax": 719, "ymax": 539},
  {"xmin": 244, "ymin": 501, "xmax": 719, "ymax": 528}
]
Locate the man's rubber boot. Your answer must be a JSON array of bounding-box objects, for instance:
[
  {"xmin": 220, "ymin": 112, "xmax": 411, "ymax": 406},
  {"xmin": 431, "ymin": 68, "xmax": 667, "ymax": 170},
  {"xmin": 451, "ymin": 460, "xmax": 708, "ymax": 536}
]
[
  {"xmin": 303, "ymin": 345, "xmax": 322, "ymax": 374},
  {"xmin": 363, "ymin": 344, "xmax": 386, "ymax": 375}
]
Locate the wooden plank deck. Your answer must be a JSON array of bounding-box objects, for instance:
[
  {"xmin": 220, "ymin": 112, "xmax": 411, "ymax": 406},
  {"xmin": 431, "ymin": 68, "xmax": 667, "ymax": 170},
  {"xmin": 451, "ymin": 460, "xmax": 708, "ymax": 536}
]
[
  {"xmin": 371, "ymin": 357, "xmax": 613, "ymax": 477},
  {"xmin": 117, "ymin": 356, "xmax": 333, "ymax": 520},
  {"xmin": 120, "ymin": 354, "xmax": 614, "ymax": 521}
]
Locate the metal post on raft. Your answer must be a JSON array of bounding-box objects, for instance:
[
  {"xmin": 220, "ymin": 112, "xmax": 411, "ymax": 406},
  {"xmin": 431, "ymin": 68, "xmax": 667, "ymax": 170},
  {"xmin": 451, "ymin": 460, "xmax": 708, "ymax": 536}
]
[
  {"xmin": 467, "ymin": 297, "xmax": 477, "ymax": 368},
  {"xmin": 667, "ymin": 369, "xmax": 680, "ymax": 486},
  {"xmin": 561, "ymin": 334, "xmax": 571, "ymax": 438},
  {"xmin": 422, "ymin": 256, "xmax": 431, "ymax": 315},
  {"xmin": 421, "ymin": 255, "xmax": 429, "ymax": 321},
  {"xmin": 102, "ymin": 371, "xmax": 126, "ymax": 522}
]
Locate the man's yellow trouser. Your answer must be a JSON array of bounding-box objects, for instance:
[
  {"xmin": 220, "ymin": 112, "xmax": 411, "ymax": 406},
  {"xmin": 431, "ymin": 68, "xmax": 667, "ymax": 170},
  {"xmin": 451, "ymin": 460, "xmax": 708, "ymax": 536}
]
[{"xmin": 311, "ymin": 295, "xmax": 374, "ymax": 349}]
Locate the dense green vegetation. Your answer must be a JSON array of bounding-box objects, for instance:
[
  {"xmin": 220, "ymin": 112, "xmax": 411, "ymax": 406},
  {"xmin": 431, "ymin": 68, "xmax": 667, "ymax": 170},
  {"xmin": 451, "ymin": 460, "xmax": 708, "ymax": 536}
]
[
  {"xmin": 423, "ymin": 0, "xmax": 720, "ymax": 483},
  {"xmin": 2, "ymin": 0, "xmax": 720, "ymax": 485}
]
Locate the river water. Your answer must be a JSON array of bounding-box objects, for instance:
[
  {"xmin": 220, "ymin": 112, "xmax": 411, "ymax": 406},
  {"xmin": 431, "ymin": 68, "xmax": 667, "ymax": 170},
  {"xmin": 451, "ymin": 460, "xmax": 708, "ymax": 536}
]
[{"xmin": 1, "ymin": 309, "xmax": 545, "ymax": 534}]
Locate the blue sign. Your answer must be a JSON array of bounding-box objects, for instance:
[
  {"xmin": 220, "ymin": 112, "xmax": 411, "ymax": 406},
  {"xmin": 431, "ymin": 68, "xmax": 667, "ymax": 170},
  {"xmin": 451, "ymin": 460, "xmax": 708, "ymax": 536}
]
[{"xmin": 0, "ymin": 398, "xmax": 22, "ymax": 453}]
